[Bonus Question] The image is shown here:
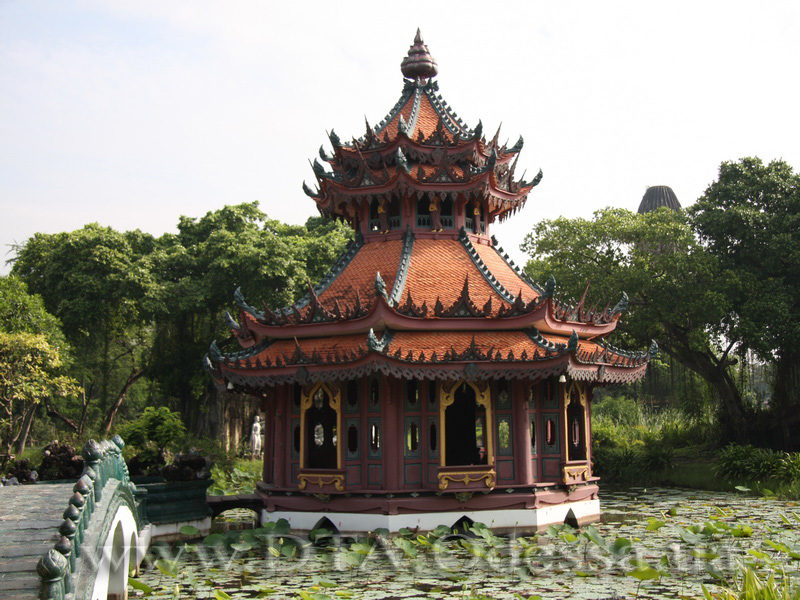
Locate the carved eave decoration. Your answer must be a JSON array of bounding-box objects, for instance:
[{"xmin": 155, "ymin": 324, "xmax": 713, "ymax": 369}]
[{"xmin": 209, "ymin": 328, "xmax": 653, "ymax": 390}]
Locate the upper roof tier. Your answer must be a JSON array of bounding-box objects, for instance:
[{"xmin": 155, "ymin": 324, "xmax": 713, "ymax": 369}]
[
  {"xmin": 304, "ymin": 31, "xmax": 542, "ymax": 229},
  {"xmin": 205, "ymin": 32, "xmax": 651, "ymax": 390}
]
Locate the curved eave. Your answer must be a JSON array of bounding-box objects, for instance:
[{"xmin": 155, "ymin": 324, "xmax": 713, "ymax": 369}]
[
  {"xmin": 338, "ymin": 135, "xmax": 485, "ymax": 161},
  {"xmin": 215, "ymin": 352, "xmax": 648, "ymax": 388},
  {"xmin": 236, "ymin": 298, "xmax": 618, "ymax": 343},
  {"xmin": 317, "ymin": 169, "xmax": 529, "ymax": 203},
  {"xmin": 537, "ymin": 301, "xmax": 620, "ymax": 339}
]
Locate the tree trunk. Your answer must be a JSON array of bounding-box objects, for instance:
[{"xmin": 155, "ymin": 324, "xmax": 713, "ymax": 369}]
[
  {"xmin": 660, "ymin": 328, "xmax": 749, "ymax": 444},
  {"xmin": 43, "ymin": 397, "xmax": 80, "ymax": 433},
  {"xmin": 101, "ymin": 368, "xmax": 144, "ymax": 435},
  {"xmin": 772, "ymin": 350, "xmax": 800, "ymax": 451},
  {"xmin": 78, "ymin": 382, "xmax": 93, "ymax": 436},
  {"xmin": 14, "ymin": 404, "xmax": 37, "ymax": 455}
]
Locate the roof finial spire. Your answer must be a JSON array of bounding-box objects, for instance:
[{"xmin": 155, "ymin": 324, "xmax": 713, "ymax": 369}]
[{"xmin": 401, "ymin": 28, "xmax": 438, "ymax": 81}]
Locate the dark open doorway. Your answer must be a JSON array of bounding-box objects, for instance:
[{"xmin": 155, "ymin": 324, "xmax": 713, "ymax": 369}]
[
  {"xmin": 306, "ymin": 387, "xmax": 337, "ymax": 469},
  {"xmin": 445, "ymin": 383, "xmax": 487, "ymax": 466}
]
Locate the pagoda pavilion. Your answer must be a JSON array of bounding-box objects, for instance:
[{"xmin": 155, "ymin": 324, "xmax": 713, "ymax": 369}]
[{"xmin": 206, "ymin": 31, "xmax": 653, "ymax": 533}]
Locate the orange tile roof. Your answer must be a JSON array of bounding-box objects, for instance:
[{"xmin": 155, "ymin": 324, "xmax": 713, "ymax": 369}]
[
  {"xmin": 386, "ymin": 330, "xmax": 557, "ymax": 358},
  {"xmin": 382, "ymin": 93, "xmax": 417, "ymax": 140},
  {"xmin": 472, "ymin": 244, "xmax": 539, "ymax": 303},
  {"xmin": 319, "ymin": 240, "xmax": 403, "ymax": 306},
  {"xmin": 415, "ymin": 94, "xmax": 452, "ymax": 141},
  {"xmin": 404, "ymin": 239, "xmax": 509, "ymax": 310},
  {"xmin": 250, "ymin": 334, "xmax": 367, "ymax": 364}
]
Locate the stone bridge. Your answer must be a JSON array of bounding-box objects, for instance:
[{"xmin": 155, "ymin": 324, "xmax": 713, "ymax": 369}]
[{"xmin": 0, "ymin": 437, "xmax": 148, "ymax": 600}]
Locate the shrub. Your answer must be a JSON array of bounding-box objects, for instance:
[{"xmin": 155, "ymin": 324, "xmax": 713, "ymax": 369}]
[
  {"xmin": 118, "ymin": 406, "xmax": 187, "ymax": 476},
  {"xmin": 778, "ymin": 453, "xmax": 800, "ymax": 484},
  {"xmin": 714, "ymin": 444, "xmax": 785, "ymax": 482},
  {"xmin": 593, "ymin": 395, "xmax": 643, "ymax": 427},
  {"xmin": 118, "ymin": 406, "xmax": 186, "ymax": 452}
]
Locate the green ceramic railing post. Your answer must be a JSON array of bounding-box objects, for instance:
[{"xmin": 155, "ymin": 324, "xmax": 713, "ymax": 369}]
[{"xmin": 37, "ymin": 549, "xmax": 68, "ymax": 600}]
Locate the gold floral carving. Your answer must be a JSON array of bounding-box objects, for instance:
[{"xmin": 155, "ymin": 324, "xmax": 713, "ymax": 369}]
[
  {"xmin": 438, "ymin": 469, "xmax": 496, "ymax": 490},
  {"xmin": 298, "ymin": 473, "xmax": 345, "ymax": 492},
  {"xmin": 562, "ymin": 465, "xmax": 590, "ymax": 483}
]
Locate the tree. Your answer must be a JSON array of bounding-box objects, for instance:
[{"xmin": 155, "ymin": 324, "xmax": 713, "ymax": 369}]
[
  {"xmin": 10, "ymin": 224, "xmax": 156, "ymax": 434},
  {"xmin": 690, "ymin": 157, "xmax": 800, "ymax": 449},
  {"xmin": 0, "ymin": 332, "xmax": 80, "ymax": 460},
  {"xmin": 8, "ymin": 204, "xmax": 353, "ymax": 448},
  {"xmin": 147, "ymin": 203, "xmax": 352, "ymax": 438},
  {"xmin": 522, "ymin": 207, "xmax": 750, "ymax": 442},
  {"xmin": 0, "ymin": 276, "xmax": 80, "ymax": 453}
]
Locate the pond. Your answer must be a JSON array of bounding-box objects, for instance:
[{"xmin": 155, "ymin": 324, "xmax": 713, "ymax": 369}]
[{"xmin": 131, "ymin": 487, "xmax": 800, "ymax": 599}]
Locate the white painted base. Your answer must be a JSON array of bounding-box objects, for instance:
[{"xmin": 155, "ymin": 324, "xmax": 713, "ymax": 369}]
[
  {"xmin": 146, "ymin": 517, "xmax": 212, "ymax": 542},
  {"xmin": 263, "ymin": 499, "xmax": 599, "ymax": 534}
]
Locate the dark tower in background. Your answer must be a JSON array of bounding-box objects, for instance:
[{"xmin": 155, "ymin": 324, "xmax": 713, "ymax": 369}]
[{"xmin": 637, "ymin": 185, "xmax": 681, "ymax": 214}]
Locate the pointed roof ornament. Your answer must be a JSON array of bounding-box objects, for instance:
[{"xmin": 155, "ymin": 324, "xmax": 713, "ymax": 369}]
[{"xmin": 400, "ymin": 28, "xmax": 438, "ymax": 81}]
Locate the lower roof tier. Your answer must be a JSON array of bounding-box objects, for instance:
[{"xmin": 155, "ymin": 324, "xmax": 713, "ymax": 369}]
[
  {"xmin": 232, "ymin": 227, "xmax": 627, "ymax": 339},
  {"xmin": 207, "ymin": 328, "xmax": 654, "ymax": 389}
]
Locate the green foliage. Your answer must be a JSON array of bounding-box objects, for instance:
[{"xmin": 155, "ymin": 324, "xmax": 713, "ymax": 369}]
[
  {"xmin": 521, "ymin": 204, "xmax": 755, "ymax": 444},
  {"xmin": 690, "ymin": 158, "xmax": 800, "ymax": 361},
  {"xmin": 8, "ymin": 205, "xmax": 352, "ymax": 447},
  {"xmin": 715, "ymin": 444, "xmax": 800, "ymax": 491},
  {"xmin": 0, "ymin": 332, "xmax": 80, "ymax": 457},
  {"xmin": 590, "ymin": 394, "xmax": 717, "ymax": 482},
  {"xmin": 118, "ymin": 406, "xmax": 186, "ymax": 453},
  {"xmin": 0, "ymin": 276, "xmax": 67, "ymax": 346},
  {"xmin": 208, "ymin": 459, "xmax": 261, "ymax": 495},
  {"xmin": 690, "ymin": 157, "xmax": 800, "ymax": 447},
  {"xmin": 592, "ymin": 394, "xmax": 643, "ymax": 427},
  {"xmin": 0, "ymin": 275, "xmax": 77, "ymax": 457}
]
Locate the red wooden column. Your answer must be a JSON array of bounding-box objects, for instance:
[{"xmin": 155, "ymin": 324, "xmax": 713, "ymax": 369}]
[
  {"xmin": 512, "ymin": 380, "xmax": 533, "ymax": 485},
  {"xmin": 271, "ymin": 385, "xmax": 288, "ymax": 488},
  {"xmin": 261, "ymin": 393, "xmax": 274, "ymax": 485},
  {"xmin": 382, "ymin": 376, "xmax": 401, "ymax": 491}
]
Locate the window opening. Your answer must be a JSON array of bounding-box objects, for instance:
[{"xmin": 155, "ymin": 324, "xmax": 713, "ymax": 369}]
[
  {"xmin": 407, "ymin": 422, "xmax": 419, "ymax": 453},
  {"xmin": 428, "ymin": 381, "xmax": 437, "ymax": 407},
  {"xmin": 346, "ymin": 380, "xmax": 358, "ymax": 410},
  {"xmin": 529, "ymin": 418, "xmax": 537, "ymax": 455},
  {"xmin": 389, "ymin": 195, "xmax": 401, "ymax": 229},
  {"xmin": 370, "ymin": 423, "xmax": 381, "ymax": 452},
  {"xmin": 416, "ymin": 194, "xmax": 431, "ymax": 228},
  {"xmin": 441, "ymin": 197, "xmax": 454, "ymax": 229},
  {"xmin": 429, "ymin": 422, "xmax": 438, "ymax": 452},
  {"xmin": 347, "ymin": 424, "xmax": 358, "ymax": 454},
  {"xmin": 497, "ymin": 380, "xmax": 511, "ymax": 410},
  {"xmin": 498, "ymin": 418, "xmax": 511, "ymax": 454},
  {"xmin": 370, "ymin": 379, "xmax": 380, "ymax": 409},
  {"xmin": 293, "ymin": 384, "xmax": 301, "ymax": 411},
  {"xmin": 407, "ymin": 380, "xmax": 418, "ymax": 407}
]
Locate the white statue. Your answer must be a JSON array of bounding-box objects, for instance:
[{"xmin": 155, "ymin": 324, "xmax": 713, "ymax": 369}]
[{"xmin": 250, "ymin": 415, "xmax": 262, "ymax": 458}]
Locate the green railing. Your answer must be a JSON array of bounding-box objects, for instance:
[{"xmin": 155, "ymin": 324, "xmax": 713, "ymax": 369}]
[{"xmin": 37, "ymin": 435, "xmax": 145, "ymax": 600}]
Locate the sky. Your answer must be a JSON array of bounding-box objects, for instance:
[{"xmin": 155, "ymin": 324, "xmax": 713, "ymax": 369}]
[{"xmin": 2, "ymin": 1, "xmax": 799, "ymax": 275}]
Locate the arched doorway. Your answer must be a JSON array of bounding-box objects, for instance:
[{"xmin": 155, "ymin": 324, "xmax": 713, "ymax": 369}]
[
  {"xmin": 443, "ymin": 382, "xmax": 489, "ymax": 466},
  {"xmin": 566, "ymin": 385, "xmax": 587, "ymax": 462},
  {"xmin": 305, "ymin": 386, "xmax": 338, "ymax": 469}
]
